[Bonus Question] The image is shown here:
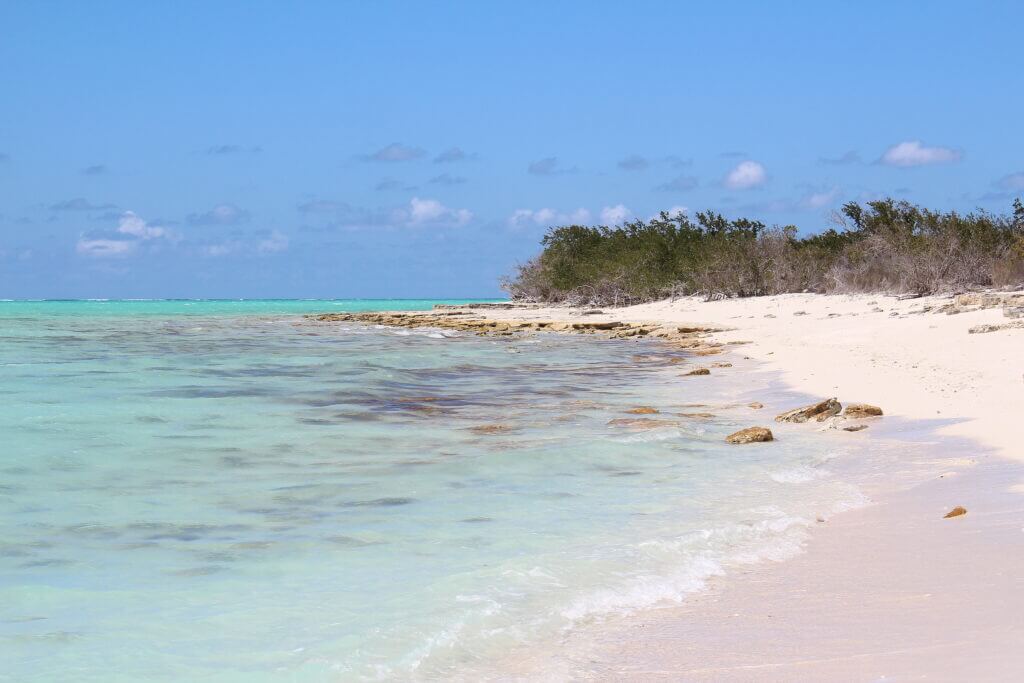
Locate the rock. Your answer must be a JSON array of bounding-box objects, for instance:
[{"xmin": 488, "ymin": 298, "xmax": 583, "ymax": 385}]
[
  {"xmin": 682, "ymin": 368, "xmax": 710, "ymax": 376},
  {"xmin": 469, "ymin": 424, "xmax": 513, "ymax": 435},
  {"xmin": 748, "ymin": 402, "xmax": 764, "ymax": 409},
  {"xmin": 677, "ymin": 411, "xmax": 715, "ymax": 418},
  {"xmin": 710, "ymin": 362, "xmax": 733, "ymax": 368},
  {"xmin": 775, "ymin": 398, "xmax": 841, "ymax": 423},
  {"xmin": 968, "ymin": 322, "xmax": 1024, "ymax": 334},
  {"xmin": 607, "ymin": 418, "xmax": 677, "ymax": 429},
  {"xmin": 843, "ymin": 403, "xmax": 883, "ymax": 418},
  {"xmin": 793, "ymin": 310, "xmax": 808, "ymax": 316},
  {"xmin": 691, "ymin": 347, "xmax": 723, "ymax": 356},
  {"xmin": 843, "ymin": 424, "xmax": 868, "ymax": 432},
  {"xmin": 677, "ymin": 325, "xmax": 721, "ymax": 333},
  {"xmin": 1004, "ymin": 307, "xmax": 1024, "ymax": 319},
  {"xmin": 726, "ymin": 426, "xmax": 774, "ymax": 444},
  {"xmin": 572, "ymin": 321, "xmax": 623, "ymax": 331},
  {"xmin": 625, "ymin": 406, "xmax": 660, "ymax": 414},
  {"xmin": 943, "ymin": 506, "xmax": 967, "ymax": 519}
]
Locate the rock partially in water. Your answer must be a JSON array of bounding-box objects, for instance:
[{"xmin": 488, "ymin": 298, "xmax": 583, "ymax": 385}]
[
  {"xmin": 682, "ymin": 368, "xmax": 710, "ymax": 376},
  {"xmin": 607, "ymin": 417, "xmax": 678, "ymax": 429},
  {"xmin": 843, "ymin": 424, "xmax": 868, "ymax": 432},
  {"xmin": 748, "ymin": 402, "xmax": 765, "ymax": 409},
  {"xmin": 944, "ymin": 506, "xmax": 967, "ymax": 519},
  {"xmin": 625, "ymin": 406, "xmax": 660, "ymax": 414},
  {"xmin": 844, "ymin": 403, "xmax": 883, "ymax": 418},
  {"xmin": 469, "ymin": 424, "xmax": 514, "ymax": 435},
  {"xmin": 775, "ymin": 398, "xmax": 841, "ymax": 423},
  {"xmin": 726, "ymin": 426, "xmax": 774, "ymax": 444}
]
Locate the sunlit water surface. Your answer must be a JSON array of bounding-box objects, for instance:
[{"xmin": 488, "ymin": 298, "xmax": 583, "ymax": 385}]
[{"xmin": 1, "ymin": 300, "xmax": 879, "ymax": 681}]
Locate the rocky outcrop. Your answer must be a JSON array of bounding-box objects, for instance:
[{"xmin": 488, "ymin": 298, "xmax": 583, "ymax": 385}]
[
  {"xmin": 308, "ymin": 312, "xmax": 737, "ymax": 354},
  {"xmin": 969, "ymin": 321, "xmax": 1024, "ymax": 334},
  {"xmin": 726, "ymin": 426, "xmax": 774, "ymax": 444},
  {"xmin": 843, "ymin": 403, "xmax": 883, "ymax": 418},
  {"xmin": 775, "ymin": 398, "xmax": 841, "ymax": 423}
]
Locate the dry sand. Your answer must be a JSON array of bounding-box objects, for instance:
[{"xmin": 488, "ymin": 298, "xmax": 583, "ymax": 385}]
[{"xmin": 473, "ymin": 293, "xmax": 1024, "ymax": 680}]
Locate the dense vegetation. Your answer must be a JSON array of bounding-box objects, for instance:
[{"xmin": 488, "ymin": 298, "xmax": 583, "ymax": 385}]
[{"xmin": 503, "ymin": 199, "xmax": 1024, "ymax": 305}]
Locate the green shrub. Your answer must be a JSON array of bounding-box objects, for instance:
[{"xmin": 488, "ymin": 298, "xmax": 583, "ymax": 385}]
[{"xmin": 503, "ymin": 199, "xmax": 1024, "ymax": 304}]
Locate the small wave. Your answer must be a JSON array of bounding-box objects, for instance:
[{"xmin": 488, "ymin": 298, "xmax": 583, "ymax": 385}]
[{"xmin": 770, "ymin": 465, "xmax": 826, "ymax": 483}]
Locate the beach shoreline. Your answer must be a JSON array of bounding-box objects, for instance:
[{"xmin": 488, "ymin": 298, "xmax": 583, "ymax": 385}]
[{"xmin": 316, "ymin": 292, "xmax": 1024, "ymax": 679}]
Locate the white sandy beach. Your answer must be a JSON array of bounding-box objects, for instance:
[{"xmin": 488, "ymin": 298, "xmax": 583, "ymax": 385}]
[{"xmin": 471, "ymin": 292, "xmax": 1024, "ymax": 680}]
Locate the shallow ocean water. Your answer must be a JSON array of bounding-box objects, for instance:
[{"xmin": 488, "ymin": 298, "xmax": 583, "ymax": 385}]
[{"xmin": 1, "ymin": 301, "xmax": 876, "ymax": 681}]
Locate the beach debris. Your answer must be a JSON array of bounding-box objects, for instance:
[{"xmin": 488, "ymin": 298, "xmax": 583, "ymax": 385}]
[
  {"xmin": 843, "ymin": 424, "xmax": 868, "ymax": 432},
  {"xmin": 682, "ymin": 367, "xmax": 710, "ymax": 376},
  {"xmin": 625, "ymin": 406, "xmax": 660, "ymax": 414},
  {"xmin": 843, "ymin": 403, "xmax": 884, "ymax": 418},
  {"xmin": 943, "ymin": 506, "xmax": 967, "ymax": 519},
  {"xmin": 726, "ymin": 426, "xmax": 774, "ymax": 444},
  {"xmin": 468, "ymin": 424, "xmax": 514, "ymax": 435},
  {"xmin": 748, "ymin": 402, "xmax": 764, "ymax": 409},
  {"xmin": 775, "ymin": 398, "xmax": 841, "ymax": 423}
]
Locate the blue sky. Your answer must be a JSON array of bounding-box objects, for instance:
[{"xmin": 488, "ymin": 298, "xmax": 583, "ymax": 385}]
[{"xmin": 2, "ymin": 1, "xmax": 1022, "ymax": 298}]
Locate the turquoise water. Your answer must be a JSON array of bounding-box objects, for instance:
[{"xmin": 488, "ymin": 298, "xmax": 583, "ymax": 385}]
[{"xmin": 1, "ymin": 301, "xmax": 871, "ymax": 681}]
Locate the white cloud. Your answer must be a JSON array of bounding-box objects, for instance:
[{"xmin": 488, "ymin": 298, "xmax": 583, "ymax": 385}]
[
  {"xmin": 433, "ymin": 147, "xmax": 475, "ymax": 163},
  {"xmin": 117, "ymin": 211, "xmax": 166, "ymax": 239},
  {"xmin": 649, "ymin": 205, "xmax": 689, "ymax": 221},
  {"xmin": 600, "ymin": 204, "xmax": 631, "ymax": 225},
  {"xmin": 257, "ymin": 230, "xmax": 289, "ymax": 253},
  {"xmin": 75, "ymin": 211, "xmax": 173, "ymax": 258},
  {"xmin": 879, "ymin": 141, "xmax": 962, "ymax": 167},
  {"xmin": 996, "ymin": 172, "xmax": 1024, "ymax": 191},
  {"xmin": 201, "ymin": 242, "xmax": 242, "ymax": 257},
  {"xmin": 76, "ymin": 238, "xmax": 135, "ymax": 257},
  {"xmin": 724, "ymin": 160, "xmax": 767, "ymax": 190},
  {"xmin": 364, "ymin": 143, "xmax": 426, "ymax": 162},
  {"xmin": 800, "ymin": 187, "xmax": 842, "ymax": 210},
  {"xmin": 656, "ymin": 174, "xmax": 698, "ymax": 192},
  {"xmin": 187, "ymin": 203, "xmax": 250, "ymax": 226},
  {"xmin": 507, "ymin": 207, "xmax": 591, "ymax": 229},
  {"xmin": 527, "ymin": 157, "xmax": 577, "ymax": 176},
  {"xmin": 402, "ymin": 197, "xmax": 472, "ymax": 227}
]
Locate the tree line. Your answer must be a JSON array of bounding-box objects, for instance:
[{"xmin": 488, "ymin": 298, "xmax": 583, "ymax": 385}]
[{"xmin": 502, "ymin": 199, "xmax": 1024, "ymax": 305}]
